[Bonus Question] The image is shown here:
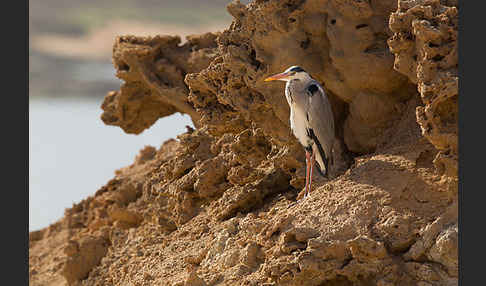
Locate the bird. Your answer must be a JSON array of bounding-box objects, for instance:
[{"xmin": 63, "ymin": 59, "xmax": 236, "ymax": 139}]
[{"xmin": 264, "ymin": 66, "xmax": 335, "ymax": 198}]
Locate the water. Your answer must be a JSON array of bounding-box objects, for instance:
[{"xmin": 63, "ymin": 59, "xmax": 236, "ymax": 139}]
[{"xmin": 29, "ymin": 97, "xmax": 193, "ymax": 231}]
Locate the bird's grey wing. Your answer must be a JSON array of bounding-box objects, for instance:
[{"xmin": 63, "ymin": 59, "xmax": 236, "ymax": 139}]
[{"xmin": 306, "ymin": 82, "xmax": 335, "ymax": 174}]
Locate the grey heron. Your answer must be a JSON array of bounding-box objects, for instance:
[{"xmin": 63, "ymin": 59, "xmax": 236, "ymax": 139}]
[{"xmin": 265, "ymin": 66, "xmax": 335, "ymax": 198}]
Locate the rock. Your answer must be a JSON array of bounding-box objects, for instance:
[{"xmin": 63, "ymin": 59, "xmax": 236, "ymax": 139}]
[
  {"xmin": 108, "ymin": 207, "xmax": 142, "ymax": 228},
  {"xmin": 427, "ymin": 225, "xmax": 458, "ymax": 277},
  {"xmin": 347, "ymin": 235, "xmax": 388, "ymax": 261},
  {"xmin": 60, "ymin": 235, "xmax": 110, "ymax": 285},
  {"xmin": 101, "ymin": 33, "xmax": 220, "ymax": 134},
  {"xmin": 389, "ymin": 0, "xmax": 458, "ymax": 177}
]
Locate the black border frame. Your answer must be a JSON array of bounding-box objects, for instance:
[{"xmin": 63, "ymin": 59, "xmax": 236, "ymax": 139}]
[
  {"xmin": 7, "ymin": 0, "xmax": 28, "ymax": 284},
  {"xmin": 459, "ymin": 1, "xmax": 483, "ymax": 285}
]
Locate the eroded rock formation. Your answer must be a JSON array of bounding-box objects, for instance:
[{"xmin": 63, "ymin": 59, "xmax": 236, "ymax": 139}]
[
  {"xmin": 30, "ymin": 0, "xmax": 458, "ymax": 285},
  {"xmin": 389, "ymin": 0, "xmax": 458, "ymax": 177},
  {"xmin": 101, "ymin": 33, "xmax": 220, "ymax": 134}
]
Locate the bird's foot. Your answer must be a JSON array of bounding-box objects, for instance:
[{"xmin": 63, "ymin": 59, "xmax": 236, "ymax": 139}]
[
  {"xmin": 303, "ymin": 190, "xmax": 313, "ymax": 201},
  {"xmin": 297, "ymin": 190, "xmax": 311, "ymax": 203}
]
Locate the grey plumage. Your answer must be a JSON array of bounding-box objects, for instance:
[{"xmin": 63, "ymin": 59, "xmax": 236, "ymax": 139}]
[
  {"xmin": 265, "ymin": 66, "xmax": 335, "ymax": 197},
  {"xmin": 285, "ymin": 76, "xmax": 334, "ymax": 176}
]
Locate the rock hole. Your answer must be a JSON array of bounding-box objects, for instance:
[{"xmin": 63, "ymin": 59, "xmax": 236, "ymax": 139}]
[
  {"xmin": 339, "ymin": 257, "xmax": 352, "ymax": 269},
  {"xmin": 117, "ymin": 61, "xmax": 130, "ymax": 72},
  {"xmin": 249, "ymin": 49, "xmax": 262, "ymax": 69},
  {"xmin": 413, "ymin": 55, "xmax": 418, "ymax": 61},
  {"xmin": 355, "ymin": 24, "xmax": 368, "ymax": 29},
  {"xmin": 432, "ymin": 55, "xmax": 444, "ymax": 61},
  {"xmin": 330, "ymin": 19, "xmax": 336, "ymax": 25},
  {"xmin": 289, "ymin": 17, "xmax": 296, "ymax": 23},
  {"xmin": 181, "ymin": 167, "xmax": 193, "ymax": 176},
  {"xmin": 300, "ymin": 38, "xmax": 310, "ymax": 50},
  {"xmin": 428, "ymin": 42, "xmax": 440, "ymax": 48},
  {"xmin": 284, "ymin": 0, "xmax": 304, "ymax": 12}
]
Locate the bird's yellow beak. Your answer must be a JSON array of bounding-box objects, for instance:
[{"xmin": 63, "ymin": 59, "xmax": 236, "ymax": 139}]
[{"xmin": 264, "ymin": 72, "xmax": 291, "ymax": 82}]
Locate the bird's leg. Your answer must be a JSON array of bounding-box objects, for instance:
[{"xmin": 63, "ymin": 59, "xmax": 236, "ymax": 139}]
[
  {"xmin": 308, "ymin": 151, "xmax": 316, "ymax": 198},
  {"xmin": 304, "ymin": 150, "xmax": 311, "ymax": 199}
]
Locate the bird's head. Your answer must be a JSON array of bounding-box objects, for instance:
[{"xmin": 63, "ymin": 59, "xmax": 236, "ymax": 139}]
[{"xmin": 264, "ymin": 66, "xmax": 310, "ymax": 82}]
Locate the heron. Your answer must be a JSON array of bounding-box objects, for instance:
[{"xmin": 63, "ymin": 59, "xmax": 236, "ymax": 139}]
[{"xmin": 264, "ymin": 66, "xmax": 335, "ymax": 198}]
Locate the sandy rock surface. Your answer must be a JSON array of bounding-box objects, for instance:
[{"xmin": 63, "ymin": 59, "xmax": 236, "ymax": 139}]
[
  {"xmin": 30, "ymin": 0, "xmax": 458, "ymax": 285},
  {"xmin": 389, "ymin": 0, "xmax": 458, "ymax": 178}
]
